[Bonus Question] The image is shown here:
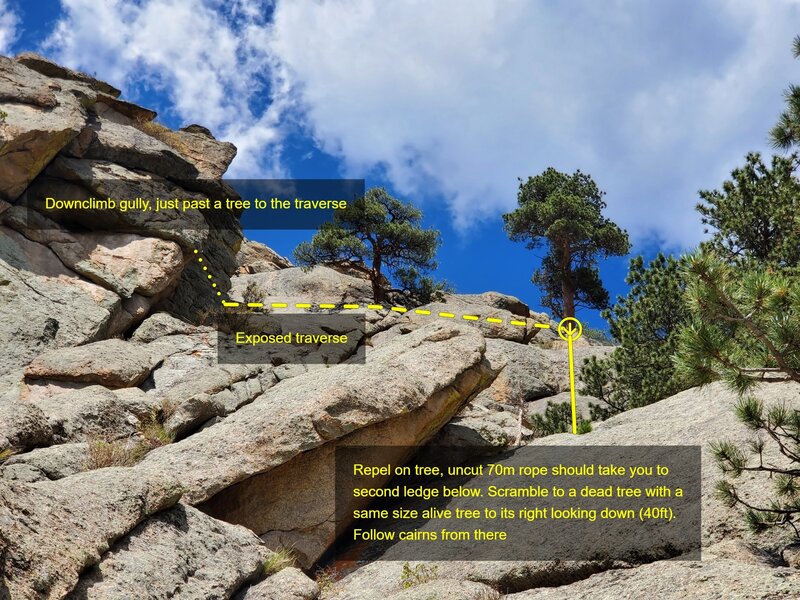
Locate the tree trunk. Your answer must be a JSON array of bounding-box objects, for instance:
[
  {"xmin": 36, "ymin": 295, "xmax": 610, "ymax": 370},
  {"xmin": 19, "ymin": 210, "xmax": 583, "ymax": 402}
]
[
  {"xmin": 560, "ymin": 242, "xmax": 575, "ymax": 318},
  {"xmin": 371, "ymin": 254, "xmax": 384, "ymax": 303}
]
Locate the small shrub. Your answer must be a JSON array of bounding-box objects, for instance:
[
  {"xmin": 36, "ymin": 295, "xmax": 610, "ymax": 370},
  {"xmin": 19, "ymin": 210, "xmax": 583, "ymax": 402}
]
[
  {"xmin": 400, "ymin": 562, "xmax": 438, "ymax": 589},
  {"xmin": 263, "ymin": 547, "xmax": 296, "ymax": 576},
  {"xmin": 132, "ymin": 117, "xmax": 192, "ymax": 156},
  {"xmin": 139, "ymin": 410, "xmax": 175, "ymax": 449},
  {"xmin": 314, "ymin": 565, "xmax": 343, "ymax": 593},
  {"xmin": 196, "ymin": 304, "xmax": 252, "ymax": 333},
  {"xmin": 85, "ymin": 438, "xmax": 148, "ymax": 469},
  {"xmin": 582, "ymin": 327, "xmax": 612, "ymax": 344},
  {"xmin": 0, "ymin": 110, "xmax": 7, "ymax": 123},
  {"xmin": 0, "ymin": 448, "xmax": 15, "ymax": 463},
  {"xmin": 242, "ymin": 280, "xmax": 267, "ymax": 305},
  {"xmin": 530, "ymin": 401, "xmax": 591, "ymax": 437}
]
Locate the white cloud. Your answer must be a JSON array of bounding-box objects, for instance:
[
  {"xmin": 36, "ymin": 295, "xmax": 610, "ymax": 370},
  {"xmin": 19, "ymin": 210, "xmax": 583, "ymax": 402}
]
[
  {"xmin": 267, "ymin": 0, "xmax": 800, "ymax": 248},
  {"xmin": 45, "ymin": 0, "xmax": 287, "ymax": 177},
  {"xmin": 44, "ymin": 0, "xmax": 800, "ymax": 249},
  {"xmin": 0, "ymin": 0, "xmax": 20, "ymax": 54}
]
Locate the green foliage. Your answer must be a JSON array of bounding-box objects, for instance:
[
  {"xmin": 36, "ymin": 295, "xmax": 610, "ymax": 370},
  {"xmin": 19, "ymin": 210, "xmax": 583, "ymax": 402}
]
[
  {"xmin": 581, "ymin": 254, "xmax": 690, "ymax": 419},
  {"xmin": 242, "ymin": 280, "xmax": 267, "ymax": 305},
  {"xmin": 711, "ymin": 396, "xmax": 800, "ymax": 537},
  {"xmin": 263, "ymin": 547, "xmax": 296, "ymax": 575},
  {"xmin": 770, "ymin": 35, "xmax": 800, "ymax": 149},
  {"xmin": 294, "ymin": 187, "xmax": 441, "ymax": 302},
  {"xmin": 582, "ymin": 327, "xmax": 613, "ymax": 344},
  {"xmin": 395, "ymin": 266, "xmax": 453, "ymax": 305},
  {"xmin": 697, "ymin": 152, "xmax": 800, "ymax": 267},
  {"xmin": 503, "ymin": 168, "xmax": 630, "ymax": 318},
  {"xmin": 0, "ymin": 110, "xmax": 7, "ymax": 123},
  {"xmin": 675, "ymin": 252, "xmax": 800, "ymax": 395},
  {"xmin": 400, "ymin": 562, "xmax": 438, "ymax": 589},
  {"xmin": 678, "ymin": 251, "xmax": 800, "ymax": 537},
  {"xmin": 530, "ymin": 401, "xmax": 591, "ymax": 437}
]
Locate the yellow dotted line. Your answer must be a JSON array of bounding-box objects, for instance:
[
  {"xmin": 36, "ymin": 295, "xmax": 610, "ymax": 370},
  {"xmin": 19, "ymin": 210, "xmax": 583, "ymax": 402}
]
[{"xmin": 194, "ymin": 249, "xmax": 550, "ymax": 330}]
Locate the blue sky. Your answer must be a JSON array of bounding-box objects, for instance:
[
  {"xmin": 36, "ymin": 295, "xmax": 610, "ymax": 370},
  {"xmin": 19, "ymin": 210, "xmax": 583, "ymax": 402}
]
[{"xmin": 3, "ymin": 0, "xmax": 800, "ymax": 329}]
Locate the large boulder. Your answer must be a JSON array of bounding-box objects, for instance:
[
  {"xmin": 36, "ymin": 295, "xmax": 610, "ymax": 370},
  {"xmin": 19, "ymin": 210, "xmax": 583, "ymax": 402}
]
[
  {"xmin": 65, "ymin": 108, "xmax": 200, "ymax": 181},
  {"xmin": 24, "ymin": 338, "xmax": 167, "ymax": 388},
  {"xmin": 230, "ymin": 265, "xmax": 372, "ymax": 306}
]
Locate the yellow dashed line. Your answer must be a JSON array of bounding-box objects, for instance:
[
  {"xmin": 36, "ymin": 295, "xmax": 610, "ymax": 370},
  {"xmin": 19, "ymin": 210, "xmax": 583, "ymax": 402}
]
[{"xmin": 194, "ymin": 249, "xmax": 544, "ymax": 331}]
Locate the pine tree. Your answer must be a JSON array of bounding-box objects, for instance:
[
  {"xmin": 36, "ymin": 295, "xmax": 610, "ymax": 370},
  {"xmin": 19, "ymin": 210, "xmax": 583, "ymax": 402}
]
[
  {"xmin": 580, "ymin": 253, "xmax": 689, "ymax": 419},
  {"xmin": 770, "ymin": 35, "xmax": 800, "ymax": 150},
  {"xmin": 677, "ymin": 251, "xmax": 800, "ymax": 537},
  {"xmin": 294, "ymin": 188, "xmax": 441, "ymax": 302},
  {"xmin": 503, "ymin": 168, "xmax": 630, "ymax": 318},
  {"xmin": 696, "ymin": 152, "xmax": 800, "ymax": 267}
]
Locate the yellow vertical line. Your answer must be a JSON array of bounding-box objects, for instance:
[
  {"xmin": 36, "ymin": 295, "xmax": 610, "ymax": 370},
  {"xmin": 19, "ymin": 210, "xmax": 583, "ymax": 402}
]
[{"xmin": 568, "ymin": 334, "xmax": 577, "ymax": 435}]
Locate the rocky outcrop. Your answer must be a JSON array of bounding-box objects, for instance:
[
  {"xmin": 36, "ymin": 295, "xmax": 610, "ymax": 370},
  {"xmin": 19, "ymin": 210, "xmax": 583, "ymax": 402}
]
[
  {"xmin": 69, "ymin": 504, "xmax": 271, "ymax": 599},
  {"xmin": 0, "ymin": 466, "xmax": 181, "ymax": 599},
  {"xmin": 139, "ymin": 321, "xmax": 490, "ymax": 566}
]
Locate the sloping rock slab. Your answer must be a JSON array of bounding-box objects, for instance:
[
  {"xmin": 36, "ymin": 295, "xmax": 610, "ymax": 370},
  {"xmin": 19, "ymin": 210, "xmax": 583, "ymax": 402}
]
[
  {"xmin": 235, "ymin": 567, "xmax": 319, "ymax": 600},
  {"xmin": 504, "ymin": 557, "xmax": 799, "ymax": 600},
  {"xmin": 0, "ymin": 466, "xmax": 182, "ymax": 599},
  {"xmin": 69, "ymin": 503, "xmax": 270, "ymax": 599},
  {"xmin": 138, "ymin": 322, "xmax": 485, "ymax": 503},
  {"xmin": 24, "ymin": 338, "xmax": 167, "ymax": 388}
]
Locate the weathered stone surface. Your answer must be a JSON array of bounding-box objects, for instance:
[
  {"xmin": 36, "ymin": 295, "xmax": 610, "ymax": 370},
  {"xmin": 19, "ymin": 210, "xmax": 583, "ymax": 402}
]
[
  {"xmin": 66, "ymin": 110, "xmax": 200, "ymax": 181},
  {"xmin": 236, "ymin": 238, "xmax": 293, "ymax": 274},
  {"xmin": 0, "ymin": 226, "xmax": 120, "ymax": 375},
  {"xmin": 3, "ymin": 204, "xmax": 185, "ymax": 297},
  {"xmin": 15, "ymin": 52, "xmax": 121, "ymax": 97},
  {"xmin": 136, "ymin": 322, "xmax": 487, "ymax": 566},
  {"xmin": 504, "ymin": 558, "xmax": 798, "ymax": 599},
  {"xmin": 2, "ymin": 442, "xmax": 89, "ymax": 481},
  {"xmin": 70, "ymin": 503, "xmax": 270, "ymax": 600},
  {"xmin": 526, "ymin": 391, "xmax": 598, "ymax": 422},
  {"xmin": 325, "ymin": 560, "xmax": 615, "ymax": 599},
  {"xmin": 0, "ymin": 57, "xmax": 90, "ymax": 201},
  {"xmin": 236, "ymin": 567, "xmax": 319, "ymax": 600},
  {"xmin": 141, "ymin": 322, "xmax": 484, "ymax": 500},
  {"xmin": 30, "ymin": 385, "xmax": 140, "ymax": 443},
  {"xmin": 372, "ymin": 295, "xmax": 546, "ymax": 345},
  {"xmin": 538, "ymin": 345, "xmax": 615, "ymax": 393},
  {"xmin": 386, "ymin": 580, "xmax": 499, "ymax": 600},
  {"xmin": 450, "ymin": 291, "xmax": 531, "ymax": 317},
  {"xmin": 24, "ymin": 339, "xmax": 166, "ymax": 388},
  {"xmin": 131, "ymin": 311, "xmax": 202, "ymax": 343},
  {"xmin": 174, "ymin": 124, "xmax": 238, "ymax": 180},
  {"xmin": 0, "ymin": 400, "xmax": 51, "ymax": 452},
  {"xmin": 476, "ymin": 339, "xmax": 556, "ymax": 404},
  {"xmin": 230, "ymin": 265, "xmax": 372, "ymax": 306},
  {"xmin": 0, "ymin": 466, "xmax": 182, "ymax": 599}
]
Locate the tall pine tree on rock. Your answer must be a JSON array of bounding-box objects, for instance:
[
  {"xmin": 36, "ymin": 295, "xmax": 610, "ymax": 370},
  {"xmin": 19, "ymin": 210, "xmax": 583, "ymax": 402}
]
[{"xmin": 503, "ymin": 168, "xmax": 630, "ymax": 318}]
